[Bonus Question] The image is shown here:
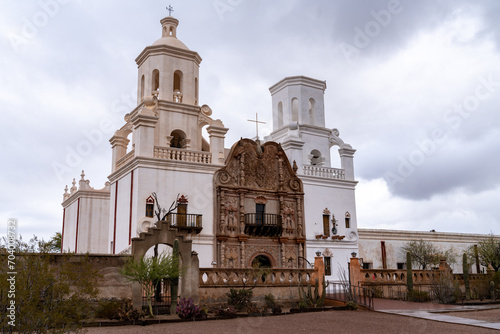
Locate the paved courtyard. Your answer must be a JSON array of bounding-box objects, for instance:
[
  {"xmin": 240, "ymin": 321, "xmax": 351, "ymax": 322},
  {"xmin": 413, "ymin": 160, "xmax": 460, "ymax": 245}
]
[{"xmin": 86, "ymin": 308, "xmax": 499, "ymax": 334}]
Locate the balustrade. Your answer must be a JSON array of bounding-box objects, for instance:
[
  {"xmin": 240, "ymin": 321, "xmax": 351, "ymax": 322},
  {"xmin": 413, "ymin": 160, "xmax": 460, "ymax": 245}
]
[
  {"xmin": 154, "ymin": 146, "xmax": 212, "ymax": 163},
  {"xmin": 302, "ymin": 165, "xmax": 345, "ymax": 180},
  {"xmin": 199, "ymin": 268, "xmax": 314, "ymax": 287}
]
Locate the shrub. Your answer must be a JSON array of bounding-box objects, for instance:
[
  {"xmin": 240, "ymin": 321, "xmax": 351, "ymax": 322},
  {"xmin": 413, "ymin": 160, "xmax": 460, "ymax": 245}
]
[
  {"xmin": 264, "ymin": 293, "xmax": 276, "ymax": 309},
  {"xmin": 227, "ymin": 288, "xmax": 253, "ymax": 311},
  {"xmin": 95, "ymin": 300, "xmax": 122, "ymax": 320},
  {"xmin": 214, "ymin": 305, "xmax": 237, "ymax": 317},
  {"xmin": 407, "ymin": 289, "xmax": 431, "ymax": 303},
  {"xmin": 431, "ymin": 276, "xmax": 460, "ymax": 304},
  {"xmin": 346, "ymin": 300, "xmax": 358, "ymax": 310},
  {"xmin": 176, "ymin": 297, "xmax": 205, "ymax": 320},
  {"xmin": 0, "ymin": 243, "xmax": 100, "ymax": 334},
  {"xmin": 371, "ymin": 286, "xmax": 384, "ymax": 298}
]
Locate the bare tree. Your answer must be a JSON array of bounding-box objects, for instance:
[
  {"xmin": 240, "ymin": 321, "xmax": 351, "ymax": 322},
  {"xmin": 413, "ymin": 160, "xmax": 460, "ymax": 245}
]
[
  {"xmin": 152, "ymin": 192, "xmax": 179, "ymax": 221},
  {"xmin": 402, "ymin": 239, "xmax": 456, "ymax": 270},
  {"xmin": 474, "ymin": 235, "xmax": 500, "ymax": 272}
]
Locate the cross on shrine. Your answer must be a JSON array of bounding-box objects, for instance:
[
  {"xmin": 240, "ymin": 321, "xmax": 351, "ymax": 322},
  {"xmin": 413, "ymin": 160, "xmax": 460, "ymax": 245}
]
[
  {"xmin": 166, "ymin": 4, "xmax": 174, "ymax": 16},
  {"xmin": 247, "ymin": 113, "xmax": 266, "ymax": 140}
]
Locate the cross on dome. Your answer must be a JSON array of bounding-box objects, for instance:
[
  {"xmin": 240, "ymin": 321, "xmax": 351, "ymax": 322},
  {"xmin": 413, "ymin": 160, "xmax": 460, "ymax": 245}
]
[{"xmin": 167, "ymin": 4, "xmax": 174, "ymax": 16}]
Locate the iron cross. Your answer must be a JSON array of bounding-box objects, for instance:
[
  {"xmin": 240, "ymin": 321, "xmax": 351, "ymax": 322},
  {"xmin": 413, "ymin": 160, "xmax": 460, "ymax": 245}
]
[
  {"xmin": 167, "ymin": 4, "xmax": 174, "ymax": 16},
  {"xmin": 247, "ymin": 113, "xmax": 266, "ymax": 140}
]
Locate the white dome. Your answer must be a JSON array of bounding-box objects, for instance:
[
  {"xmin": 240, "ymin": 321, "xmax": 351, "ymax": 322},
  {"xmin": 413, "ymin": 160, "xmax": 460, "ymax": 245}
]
[{"xmin": 152, "ymin": 37, "xmax": 189, "ymax": 50}]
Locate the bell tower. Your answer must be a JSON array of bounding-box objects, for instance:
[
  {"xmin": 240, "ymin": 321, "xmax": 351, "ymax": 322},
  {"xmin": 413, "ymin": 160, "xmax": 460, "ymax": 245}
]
[{"xmin": 135, "ymin": 16, "xmax": 201, "ymax": 106}]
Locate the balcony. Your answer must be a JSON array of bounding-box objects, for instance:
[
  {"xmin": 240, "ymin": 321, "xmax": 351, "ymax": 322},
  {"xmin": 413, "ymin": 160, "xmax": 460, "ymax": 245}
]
[
  {"xmin": 244, "ymin": 213, "xmax": 282, "ymax": 237},
  {"xmin": 166, "ymin": 213, "xmax": 202, "ymax": 233}
]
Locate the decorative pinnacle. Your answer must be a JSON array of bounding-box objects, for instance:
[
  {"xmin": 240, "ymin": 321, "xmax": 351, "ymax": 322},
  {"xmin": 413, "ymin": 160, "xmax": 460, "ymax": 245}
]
[
  {"xmin": 64, "ymin": 185, "xmax": 68, "ymax": 194},
  {"xmin": 80, "ymin": 170, "xmax": 85, "ymax": 180}
]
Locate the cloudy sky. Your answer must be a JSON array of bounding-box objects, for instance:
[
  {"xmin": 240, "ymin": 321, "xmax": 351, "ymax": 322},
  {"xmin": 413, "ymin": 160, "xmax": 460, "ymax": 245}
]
[{"xmin": 1, "ymin": 0, "xmax": 499, "ymax": 241}]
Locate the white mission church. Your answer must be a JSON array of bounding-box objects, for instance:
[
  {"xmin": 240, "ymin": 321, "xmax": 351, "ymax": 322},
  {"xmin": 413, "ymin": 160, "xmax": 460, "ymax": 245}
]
[{"xmin": 60, "ymin": 13, "xmax": 495, "ymax": 280}]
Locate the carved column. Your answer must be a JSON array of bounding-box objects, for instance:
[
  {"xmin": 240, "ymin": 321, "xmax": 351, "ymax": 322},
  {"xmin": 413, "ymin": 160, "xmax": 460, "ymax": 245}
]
[
  {"xmin": 296, "ymin": 197, "xmax": 303, "ymax": 237},
  {"xmin": 239, "ymin": 153, "xmax": 245, "ymax": 187},
  {"xmin": 239, "ymin": 192, "xmax": 245, "ymax": 235},
  {"xmin": 280, "ymin": 243, "xmax": 285, "ymax": 268},
  {"xmin": 221, "ymin": 242, "xmax": 226, "ymax": 268},
  {"xmin": 219, "ymin": 191, "xmax": 226, "ymax": 235},
  {"xmin": 240, "ymin": 241, "xmax": 245, "ymax": 268},
  {"xmin": 278, "ymin": 157, "xmax": 285, "ymax": 191},
  {"xmin": 299, "ymin": 243, "xmax": 304, "ymax": 268}
]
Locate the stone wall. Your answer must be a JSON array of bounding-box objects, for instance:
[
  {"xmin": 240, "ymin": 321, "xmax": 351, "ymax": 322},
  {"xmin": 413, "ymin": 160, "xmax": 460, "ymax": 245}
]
[{"xmin": 24, "ymin": 253, "xmax": 134, "ymax": 300}]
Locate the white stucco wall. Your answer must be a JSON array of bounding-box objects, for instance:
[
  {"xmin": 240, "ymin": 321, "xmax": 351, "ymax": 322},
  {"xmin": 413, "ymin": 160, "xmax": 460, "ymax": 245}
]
[
  {"xmin": 358, "ymin": 229, "xmax": 500, "ymax": 274},
  {"xmin": 302, "ymin": 178, "xmax": 359, "ymax": 281}
]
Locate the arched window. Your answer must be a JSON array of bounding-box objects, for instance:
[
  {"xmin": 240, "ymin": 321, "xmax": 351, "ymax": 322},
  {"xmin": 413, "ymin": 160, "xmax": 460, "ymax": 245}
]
[
  {"xmin": 140, "ymin": 75, "xmax": 145, "ymax": 101},
  {"xmin": 152, "ymin": 69, "xmax": 160, "ymax": 96},
  {"xmin": 277, "ymin": 102, "xmax": 283, "ymax": 128},
  {"xmin": 322, "ymin": 208, "xmax": 331, "ymax": 236},
  {"xmin": 173, "ymin": 71, "xmax": 183, "ymax": 102},
  {"xmin": 308, "ymin": 98, "xmax": 316, "ymax": 124},
  {"xmin": 291, "ymin": 98, "xmax": 299, "ymax": 122},
  {"xmin": 145, "ymin": 196, "xmax": 155, "ymax": 218},
  {"xmin": 345, "ymin": 211, "xmax": 351, "ymax": 228},
  {"xmin": 170, "ymin": 129, "xmax": 187, "ymax": 148},
  {"xmin": 310, "ymin": 149, "xmax": 322, "ymax": 166}
]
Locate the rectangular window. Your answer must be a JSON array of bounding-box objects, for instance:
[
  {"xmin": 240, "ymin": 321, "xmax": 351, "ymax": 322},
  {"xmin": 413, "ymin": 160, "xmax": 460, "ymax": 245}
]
[
  {"xmin": 397, "ymin": 262, "xmax": 406, "ymax": 270},
  {"xmin": 145, "ymin": 203, "xmax": 154, "ymax": 218},
  {"xmin": 324, "ymin": 256, "xmax": 331, "ymax": 276},
  {"xmin": 345, "ymin": 217, "xmax": 350, "ymax": 228},
  {"xmin": 362, "ymin": 263, "xmax": 372, "ymax": 270},
  {"xmin": 323, "ymin": 215, "xmax": 330, "ymax": 236},
  {"xmin": 256, "ymin": 204, "xmax": 265, "ymax": 225}
]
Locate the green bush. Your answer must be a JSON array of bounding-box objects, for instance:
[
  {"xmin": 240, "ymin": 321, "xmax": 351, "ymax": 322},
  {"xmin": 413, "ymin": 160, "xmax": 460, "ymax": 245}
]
[
  {"xmin": 371, "ymin": 286, "xmax": 384, "ymax": 298},
  {"xmin": 0, "ymin": 250, "xmax": 99, "ymax": 333},
  {"xmin": 95, "ymin": 299, "xmax": 143, "ymax": 321},
  {"xmin": 264, "ymin": 293, "xmax": 276, "ymax": 308},
  {"xmin": 95, "ymin": 300, "xmax": 122, "ymax": 320},
  {"xmin": 407, "ymin": 289, "xmax": 431, "ymax": 302},
  {"xmin": 346, "ymin": 300, "xmax": 358, "ymax": 310},
  {"xmin": 227, "ymin": 288, "xmax": 253, "ymax": 311}
]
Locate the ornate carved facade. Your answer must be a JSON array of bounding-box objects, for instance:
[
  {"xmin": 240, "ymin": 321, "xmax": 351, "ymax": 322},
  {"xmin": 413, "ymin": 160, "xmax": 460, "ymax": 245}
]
[{"xmin": 214, "ymin": 139, "xmax": 306, "ymax": 269}]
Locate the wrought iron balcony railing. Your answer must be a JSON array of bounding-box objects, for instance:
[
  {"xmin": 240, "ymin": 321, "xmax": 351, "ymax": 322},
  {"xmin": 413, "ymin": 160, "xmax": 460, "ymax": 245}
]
[
  {"xmin": 244, "ymin": 213, "xmax": 282, "ymax": 237},
  {"xmin": 166, "ymin": 213, "xmax": 202, "ymax": 233}
]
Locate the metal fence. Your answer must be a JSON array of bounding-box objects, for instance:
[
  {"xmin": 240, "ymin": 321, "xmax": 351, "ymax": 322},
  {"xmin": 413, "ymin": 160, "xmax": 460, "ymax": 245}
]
[{"xmin": 325, "ymin": 282, "xmax": 374, "ymax": 310}]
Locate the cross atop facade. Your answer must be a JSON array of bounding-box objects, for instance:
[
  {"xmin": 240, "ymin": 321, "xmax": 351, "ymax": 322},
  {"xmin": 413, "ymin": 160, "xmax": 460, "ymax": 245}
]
[
  {"xmin": 247, "ymin": 113, "xmax": 266, "ymax": 140},
  {"xmin": 167, "ymin": 4, "xmax": 174, "ymax": 16}
]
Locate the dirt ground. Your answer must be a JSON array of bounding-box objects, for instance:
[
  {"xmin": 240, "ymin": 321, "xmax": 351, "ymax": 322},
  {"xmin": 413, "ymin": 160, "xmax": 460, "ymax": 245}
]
[
  {"xmin": 445, "ymin": 308, "xmax": 500, "ymax": 322},
  {"xmin": 84, "ymin": 310, "xmax": 498, "ymax": 334}
]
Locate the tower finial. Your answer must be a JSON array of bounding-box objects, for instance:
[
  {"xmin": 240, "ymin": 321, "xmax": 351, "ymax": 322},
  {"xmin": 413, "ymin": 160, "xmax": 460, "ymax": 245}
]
[{"xmin": 167, "ymin": 4, "xmax": 174, "ymax": 16}]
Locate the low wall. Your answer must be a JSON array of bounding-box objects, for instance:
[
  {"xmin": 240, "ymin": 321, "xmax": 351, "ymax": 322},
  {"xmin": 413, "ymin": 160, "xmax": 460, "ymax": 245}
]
[
  {"xmin": 9, "ymin": 253, "xmax": 134, "ymax": 300},
  {"xmin": 198, "ymin": 268, "xmax": 316, "ymax": 305}
]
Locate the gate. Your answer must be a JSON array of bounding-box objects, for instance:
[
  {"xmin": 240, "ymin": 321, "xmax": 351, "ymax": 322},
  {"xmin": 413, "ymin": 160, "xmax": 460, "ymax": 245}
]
[{"xmin": 142, "ymin": 279, "xmax": 172, "ymax": 315}]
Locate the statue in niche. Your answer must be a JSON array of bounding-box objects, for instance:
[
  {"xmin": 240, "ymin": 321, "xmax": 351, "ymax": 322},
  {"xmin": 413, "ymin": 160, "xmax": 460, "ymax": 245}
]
[
  {"xmin": 282, "ymin": 202, "xmax": 295, "ymax": 234},
  {"xmin": 225, "ymin": 198, "xmax": 238, "ymax": 233}
]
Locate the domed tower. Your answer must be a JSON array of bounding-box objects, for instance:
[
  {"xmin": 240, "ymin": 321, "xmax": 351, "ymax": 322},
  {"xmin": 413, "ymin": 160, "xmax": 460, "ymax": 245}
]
[
  {"xmin": 135, "ymin": 16, "xmax": 201, "ymax": 106},
  {"xmin": 110, "ymin": 14, "xmax": 228, "ymax": 171}
]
